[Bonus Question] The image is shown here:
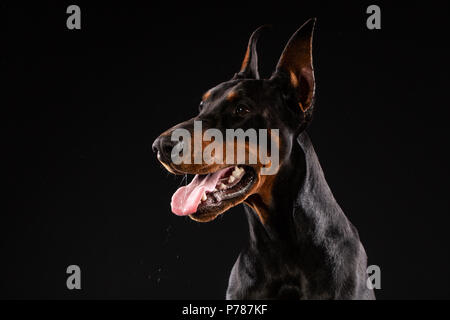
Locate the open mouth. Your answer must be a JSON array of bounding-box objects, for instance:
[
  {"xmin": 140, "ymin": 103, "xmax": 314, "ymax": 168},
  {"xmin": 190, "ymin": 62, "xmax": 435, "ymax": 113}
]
[{"xmin": 171, "ymin": 166, "xmax": 257, "ymax": 219}]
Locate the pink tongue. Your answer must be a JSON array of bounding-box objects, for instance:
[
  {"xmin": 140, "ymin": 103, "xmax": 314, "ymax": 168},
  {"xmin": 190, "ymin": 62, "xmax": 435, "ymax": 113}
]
[{"xmin": 171, "ymin": 167, "xmax": 231, "ymax": 216}]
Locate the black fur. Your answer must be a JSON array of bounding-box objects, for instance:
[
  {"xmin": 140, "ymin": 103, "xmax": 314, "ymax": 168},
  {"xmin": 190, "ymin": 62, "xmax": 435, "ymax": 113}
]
[
  {"xmin": 226, "ymin": 133, "xmax": 375, "ymax": 299},
  {"xmin": 153, "ymin": 19, "xmax": 375, "ymax": 300}
]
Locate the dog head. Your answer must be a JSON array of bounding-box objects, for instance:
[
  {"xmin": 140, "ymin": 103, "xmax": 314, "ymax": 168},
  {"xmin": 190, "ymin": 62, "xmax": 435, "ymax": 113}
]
[{"xmin": 152, "ymin": 19, "xmax": 316, "ymax": 223}]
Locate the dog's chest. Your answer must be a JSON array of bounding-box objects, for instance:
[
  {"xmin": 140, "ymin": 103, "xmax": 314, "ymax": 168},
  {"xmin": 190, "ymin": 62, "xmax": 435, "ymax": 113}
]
[{"xmin": 226, "ymin": 251, "xmax": 321, "ymax": 299}]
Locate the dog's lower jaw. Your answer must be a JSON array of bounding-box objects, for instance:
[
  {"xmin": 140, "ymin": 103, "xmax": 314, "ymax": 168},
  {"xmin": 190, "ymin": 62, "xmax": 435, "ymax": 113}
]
[{"xmin": 226, "ymin": 132, "xmax": 376, "ymax": 300}]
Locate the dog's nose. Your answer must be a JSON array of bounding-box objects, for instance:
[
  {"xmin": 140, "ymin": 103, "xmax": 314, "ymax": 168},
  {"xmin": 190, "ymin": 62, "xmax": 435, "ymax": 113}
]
[
  {"xmin": 151, "ymin": 138, "xmax": 159, "ymax": 154},
  {"xmin": 152, "ymin": 135, "xmax": 177, "ymax": 164}
]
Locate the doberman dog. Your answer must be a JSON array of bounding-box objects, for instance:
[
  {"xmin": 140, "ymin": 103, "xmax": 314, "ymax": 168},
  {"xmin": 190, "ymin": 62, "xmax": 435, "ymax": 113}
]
[{"xmin": 152, "ymin": 19, "xmax": 375, "ymax": 300}]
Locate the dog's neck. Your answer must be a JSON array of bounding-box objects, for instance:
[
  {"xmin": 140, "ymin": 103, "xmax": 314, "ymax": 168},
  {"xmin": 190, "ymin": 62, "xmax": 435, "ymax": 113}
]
[
  {"xmin": 245, "ymin": 131, "xmax": 358, "ymax": 260},
  {"xmin": 231, "ymin": 132, "xmax": 373, "ymax": 299}
]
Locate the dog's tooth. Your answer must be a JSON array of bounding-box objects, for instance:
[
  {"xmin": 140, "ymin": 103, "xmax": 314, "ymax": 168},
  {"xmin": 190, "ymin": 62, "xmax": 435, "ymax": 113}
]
[
  {"xmin": 201, "ymin": 193, "xmax": 207, "ymax": 201},
  {"xmin": 213, "ymin": 188, "xmax": 218, "ymax": 192},
  {"xmin": 219, "ymin": 183, "xmax": 227, "ymax": 190},
  {"xmin": 228, "ymin": 175, "xmax": 236, "ymax": 183},
  {"xmin": 233, "ymin": 166, "xmax": 245, "ymax": 177}
]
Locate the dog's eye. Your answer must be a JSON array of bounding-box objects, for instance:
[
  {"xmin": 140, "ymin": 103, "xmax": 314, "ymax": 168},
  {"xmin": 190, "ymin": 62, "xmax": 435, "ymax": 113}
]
[
  {"xmin": 235, "ymin": 104, "xmax": 250, "ymax": 117},
  {"xmin": 198, "ymin": 101, "xmax": 204, "ymax": 112}
]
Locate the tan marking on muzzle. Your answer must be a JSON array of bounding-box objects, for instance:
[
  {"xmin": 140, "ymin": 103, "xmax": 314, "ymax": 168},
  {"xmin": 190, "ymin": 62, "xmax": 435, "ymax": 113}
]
[{"xmin": 202, "ymin": 90, "xmax": 211, "ymax": 101}]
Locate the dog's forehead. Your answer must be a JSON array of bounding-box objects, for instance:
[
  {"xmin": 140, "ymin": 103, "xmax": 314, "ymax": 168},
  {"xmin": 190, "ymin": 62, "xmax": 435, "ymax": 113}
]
[{"xmin": 203, "ymin": 79, "xmax": 271, "ymax": 103}]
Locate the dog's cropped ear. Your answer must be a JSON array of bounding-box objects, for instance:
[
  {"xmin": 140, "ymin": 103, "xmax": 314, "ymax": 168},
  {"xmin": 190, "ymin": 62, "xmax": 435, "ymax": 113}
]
[
  {"xmin": 232, "ymin": 25, "xmax": 268, "ymax": 80},
  {"xmin": 271, "ymin": 18, "xmax": 316, "ymax": 115}
]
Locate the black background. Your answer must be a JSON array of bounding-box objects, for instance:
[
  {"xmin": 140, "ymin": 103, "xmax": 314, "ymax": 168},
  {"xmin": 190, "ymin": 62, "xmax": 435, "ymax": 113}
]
[{"xmin": 3, "ymin": 1, "xmax": 450, "ymax": 299}]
